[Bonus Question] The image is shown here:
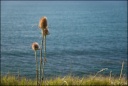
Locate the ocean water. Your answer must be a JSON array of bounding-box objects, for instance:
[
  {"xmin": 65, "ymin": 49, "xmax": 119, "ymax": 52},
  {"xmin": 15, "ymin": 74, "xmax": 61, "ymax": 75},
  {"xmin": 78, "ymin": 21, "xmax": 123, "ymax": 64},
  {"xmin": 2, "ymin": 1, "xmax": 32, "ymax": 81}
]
[{"xmin": 1, "ymin": 1, "xmax": 127, "ymax": 79}]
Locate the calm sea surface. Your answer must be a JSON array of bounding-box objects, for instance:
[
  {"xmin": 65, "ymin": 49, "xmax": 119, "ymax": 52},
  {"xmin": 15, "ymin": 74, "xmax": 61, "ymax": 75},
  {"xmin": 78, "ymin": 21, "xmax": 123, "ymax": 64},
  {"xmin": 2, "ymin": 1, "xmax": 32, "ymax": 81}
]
[{"xmin": 1, "ymin": 1, "xmax": 127, "ymax": 79}]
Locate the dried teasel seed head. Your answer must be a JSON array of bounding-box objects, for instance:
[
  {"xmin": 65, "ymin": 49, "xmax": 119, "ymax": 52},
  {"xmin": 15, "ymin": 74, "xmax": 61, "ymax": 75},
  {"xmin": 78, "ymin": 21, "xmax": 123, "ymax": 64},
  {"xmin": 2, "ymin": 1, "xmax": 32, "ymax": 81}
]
[
  {"xmin": 43, "ymin": 29, "xmax": 49, "ymax": 36},
  {"xmin": 32, "ymin": 42, "xmax": 40, "ymax": 51},
  {"xmin": 39, "ymin": 16, "xmax": 47, "ymax": 30}
]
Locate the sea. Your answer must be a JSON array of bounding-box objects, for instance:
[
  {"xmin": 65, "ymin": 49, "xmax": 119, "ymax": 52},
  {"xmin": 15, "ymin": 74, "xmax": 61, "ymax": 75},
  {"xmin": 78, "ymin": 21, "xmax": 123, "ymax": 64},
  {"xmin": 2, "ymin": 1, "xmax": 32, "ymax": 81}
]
[{"xmin": 1, "ymin": 1, "xmax": 127, "ymax": 79}]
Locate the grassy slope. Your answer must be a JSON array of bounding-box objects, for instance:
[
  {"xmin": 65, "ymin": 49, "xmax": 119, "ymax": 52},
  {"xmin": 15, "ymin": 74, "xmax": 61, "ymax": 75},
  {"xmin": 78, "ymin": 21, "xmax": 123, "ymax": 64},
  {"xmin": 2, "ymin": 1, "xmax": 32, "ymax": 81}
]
[
  {"xmin": 1, "ymin": 74, "xmax": 127, "ymax": 85},
  {"xmin": 1, "ymin": 62, "xmax": 127, "ymax": 85}
]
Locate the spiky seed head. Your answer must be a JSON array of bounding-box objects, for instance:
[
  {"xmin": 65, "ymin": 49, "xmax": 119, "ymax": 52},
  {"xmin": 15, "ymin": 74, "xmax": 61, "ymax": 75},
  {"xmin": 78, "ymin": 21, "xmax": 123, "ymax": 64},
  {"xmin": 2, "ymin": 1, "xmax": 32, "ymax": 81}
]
[
  {"xmin": 39, "ymin": 16, "xmax": 47, "ymax": 30},
  {"xmin": 43, "ymin": 29, "xmax": 49, "ymax": 36},
  {"xmin": 32, "ymin": 42, "xmax": 40, "ymax": 51}
]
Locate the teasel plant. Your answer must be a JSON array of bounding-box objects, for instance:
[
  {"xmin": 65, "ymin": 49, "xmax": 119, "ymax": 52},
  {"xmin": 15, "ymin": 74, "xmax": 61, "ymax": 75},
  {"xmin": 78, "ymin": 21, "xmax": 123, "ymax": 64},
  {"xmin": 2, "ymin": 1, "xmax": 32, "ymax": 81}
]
[
  {"xmin": 32, "ymin": 42, "xmax": 40, "ymax": 86},
  {"xmin": 38, "ymin": 16, "xmax": 49, "ymax": 83}
]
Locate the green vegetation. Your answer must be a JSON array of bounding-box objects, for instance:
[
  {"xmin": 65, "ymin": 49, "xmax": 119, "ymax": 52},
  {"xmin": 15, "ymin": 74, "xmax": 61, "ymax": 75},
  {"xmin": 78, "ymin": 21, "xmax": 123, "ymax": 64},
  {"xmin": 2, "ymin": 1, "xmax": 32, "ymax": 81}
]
[
  {"xmin": 1, "ymin": 62, "xmax": 127, "ymax": 85},
  {"xmin": 1, "ymin": 74, "xmax": 127, "ymax": 85}
]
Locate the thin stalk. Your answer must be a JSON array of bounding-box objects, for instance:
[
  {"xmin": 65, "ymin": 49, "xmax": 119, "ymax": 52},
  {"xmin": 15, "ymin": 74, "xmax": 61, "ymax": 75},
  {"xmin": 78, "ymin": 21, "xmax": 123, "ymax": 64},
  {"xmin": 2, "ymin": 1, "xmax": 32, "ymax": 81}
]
[
  {"xmin": 92, "ymin": 68, "xmax": 108, "ymax": 80},
  {"xmin": 109, "ymin": 71, "xmax": 112, "ymax": 84},
  {"xmin": 42, "ymin": 35, "xmax": 46, "ymax": 84},
  {"xmin": 119, "ymin": 61, "xmax": 124, "ymax": 80},
  {"xmin": 44, "ymin": 35, "xmax": 46, "ymax": 64},
  {"xmin": 35, "ymin": 51, "xmax": 38, "ymax": 86},
  {"xmin": 40, "ymin": 39, "xmax": 43, "ymax": 84},
  {"xmin": 40, "ymin": 29, "xmax": 47, "ymax": 85}
]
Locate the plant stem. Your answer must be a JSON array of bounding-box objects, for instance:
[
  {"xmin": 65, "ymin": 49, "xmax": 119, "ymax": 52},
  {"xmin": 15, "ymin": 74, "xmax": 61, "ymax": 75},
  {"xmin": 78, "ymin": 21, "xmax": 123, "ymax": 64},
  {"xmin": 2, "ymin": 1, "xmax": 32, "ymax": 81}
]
[
  {"xmin": 35, "ymin": 51, "xmax": 38, "ymax": 85},
  {"xmin": 44, "ymin": 35, "xmax": 46, "ymax": 64},
  {"xmin": 40, "ymin": 39, "xmax": 43, "ymax": 84},
  {"xmin": 119, "ymin": 61, "xmax": 124, "ymax": 80},
  {"xmin": 109, "ymin": 71, "xmax": 112, "ymax": 83},
  {"xmin": 42, "ymin": 35, "xmax": 46, "ymax": 81}
]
